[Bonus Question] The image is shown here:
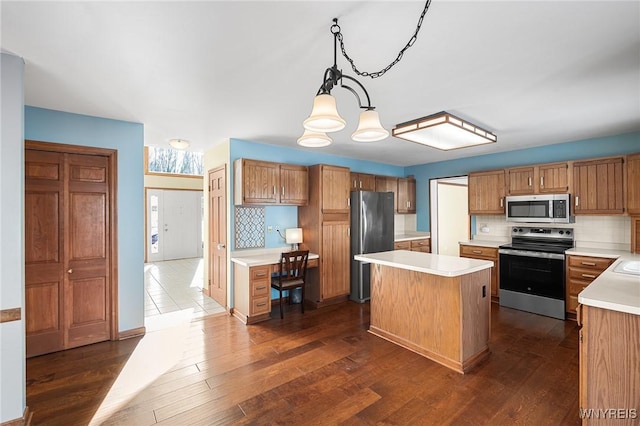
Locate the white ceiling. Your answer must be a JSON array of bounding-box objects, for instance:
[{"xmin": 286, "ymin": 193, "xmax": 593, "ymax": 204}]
[{"xmin": 2, "ymin": 1, "xmax": 639, "ymax": 166}]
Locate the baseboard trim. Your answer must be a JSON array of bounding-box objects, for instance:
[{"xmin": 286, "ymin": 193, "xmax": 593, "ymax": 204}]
[
  {"xmin": 118, "ymin": 326, "xmax": 146, "ymax": 340},
  {"xmin": 1, "ymin": 406, "xmax": 32, "ymax": 426}
]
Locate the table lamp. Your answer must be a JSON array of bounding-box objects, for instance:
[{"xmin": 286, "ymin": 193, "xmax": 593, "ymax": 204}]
[{"xmin": 285, "ymin": 228, "xmax": 303, "ymax": 250}]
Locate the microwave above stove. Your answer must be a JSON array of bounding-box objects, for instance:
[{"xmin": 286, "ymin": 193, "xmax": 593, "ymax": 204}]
[{"xmin": 505, "ymin": 194, "xmax": 574, "ymax": 223}]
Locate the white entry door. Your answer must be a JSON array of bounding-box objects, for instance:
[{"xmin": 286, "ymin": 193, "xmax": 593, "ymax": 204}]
[{"xmin": 147, "ymin": 189, "xmax": 203, "ymax": 262}]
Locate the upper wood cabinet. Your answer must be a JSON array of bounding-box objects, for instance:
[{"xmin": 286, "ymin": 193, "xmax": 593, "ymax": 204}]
[
  {"xmin": 506, "ymin": 162, "xmax": 569, "ymax": 195},
  {"xmin": 350, "ymin": 172, "xmax": 376, "ymax": 192},
  {"xmin": 573, "ymin": 157, "xmax": 624, "ymax": 214},
  {"xmin": 320, "ymin": 165, "xmax": 351, "ymax": 214},
  {"xmin": 397, "ymin": 177, "xmax": 416, "ymax": 214},
  {"xmin": 506, "ymin": 166, "xmax": 535, "ymax": 195},
  {"xmin": 627, "ymin": 153, "xmax": 640, "ymax": 215},
  {"xmin": 234, "ymin": 159, "xmax": 308, "ymax": 206},
  {"xmin": 468, "ymin": 169, "xmax": 506, "ymax": 215},
  {"xmin": 279, "ymin": 164, "xmax": 309, "ymax": 205},
  {"xmin": 375, "ymin": 176, "xmax": 398, "ymax": 212},
  {"xmin": 538, "ymin": 162, "xmax": 570, "ymax": 193}
]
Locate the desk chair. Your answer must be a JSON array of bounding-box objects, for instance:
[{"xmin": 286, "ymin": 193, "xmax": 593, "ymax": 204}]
[{"xmin": 271, "ymin": 250, "xmax": 309, "ymax": 319}]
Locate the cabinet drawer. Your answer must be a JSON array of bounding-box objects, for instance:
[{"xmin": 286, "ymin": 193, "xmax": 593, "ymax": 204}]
[
  {"xmin": 410, "ymin": 239, "xmax": 431, "ymax": 251},
  {"xmin": 567, "ymin": 256, "xmax": 614, "ymax": 272},
  {"xmin": 252, "ymin": 280, "xmax": 270, "ymax": 297},
  {"xmin": 460, "ymin": 245, "xmax": 498, "ymax": 259},
  {"xmin": 568, "ymin": 267, "xmax": 605, "ymax": 282},
  {"xmin": 394, "ymin": 241, "xmax": 411, "ymax": 250},
  {"xmin": 251, "ymin": 296, "xmax": 270, "ymax": 315},
  {"xmin": 251, "ymin": 266, "xmax": 270, "ymax": 281},
  {"xmin": 568, "ymin": 279, "xmax": 591, "ymax": 296}
]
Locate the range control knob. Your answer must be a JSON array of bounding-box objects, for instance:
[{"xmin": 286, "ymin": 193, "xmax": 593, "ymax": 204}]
[
  {"xmin": 566, "ymin": 230, "xmax": 571, "ymax": 235},
  {"xmin": 559, "ymin": 230, "xmax": 564, "ymax": 235}
]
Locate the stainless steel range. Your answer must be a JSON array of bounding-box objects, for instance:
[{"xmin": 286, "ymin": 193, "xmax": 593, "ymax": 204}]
[{"xmin": 499, "ymin": 226, "xmax": 574, "ymax": 320}]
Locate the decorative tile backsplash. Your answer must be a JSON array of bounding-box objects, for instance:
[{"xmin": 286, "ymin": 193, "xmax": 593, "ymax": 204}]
[{"xmin": 235, "ymin": 206, "xmax": 265, "ymax": 249}]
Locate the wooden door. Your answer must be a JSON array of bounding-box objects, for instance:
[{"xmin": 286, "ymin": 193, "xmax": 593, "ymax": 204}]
[
  {"xmin": 280, "ymin": 164, "xmax": 308, "ymax": 206},
  {"xmin": 208, "ymin": 165, "xmax": 227, "ymax": 307},
  {"xmin": 321, "ymin": 165, "xmax": 351, "ymax": 213},
  {"xmin": 627, "ymin": 153, "xmax": 640, "ymax": 215},
  {"xmin": 65, "ymin": 153, "xmax": 111, "ymax": 349},
  {"xmin": 397, "ymin": 177, "xmax": 416, "ymax": 213},
  {"xmin": 25, "ymin": 145, "xmax": 115, "ymax": 357},
  {"xmin": 25, "ymin": 150, "xmax": 65, "ymax": 356},
  {"xmin": 241, "ymin": 159, "xmax": 278, "ymax": 204},
  {"xmin": 538, "ymin": 162, "xmax": 569, "ymax": 193},
  {"xmin": 468, "ymin": 170, "xmax": 505, "ymax": 214},
  {"xmin": 506, "ymin": 166, "xmax": 534, "ymax": 195},
  {"xmin": 573, "ymin": 157, "xmax": 624, "ymax": 214},
  {"xmin": 321, "ymin": 222, "xmax": 350, "ymax": 299}
]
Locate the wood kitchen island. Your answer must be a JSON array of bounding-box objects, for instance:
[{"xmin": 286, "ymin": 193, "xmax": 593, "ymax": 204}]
[{"xmin": 355, "ymin": 250, "xmax": 494, "ymax": 374}]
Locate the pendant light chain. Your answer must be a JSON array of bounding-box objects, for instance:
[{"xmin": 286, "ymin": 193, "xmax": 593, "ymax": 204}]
[{"xmin": 334, "ymin": 0, "xmax": 431, "ymax": 79}]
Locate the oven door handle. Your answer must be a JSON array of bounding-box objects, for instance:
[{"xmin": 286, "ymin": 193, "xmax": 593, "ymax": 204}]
[{"xmin": 498, "ymin": 248, "xmax": 565, "ymax": 260}]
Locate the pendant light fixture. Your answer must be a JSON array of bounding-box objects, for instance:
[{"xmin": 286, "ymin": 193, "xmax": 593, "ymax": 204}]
[{"xmin": 299, "ymin": 19, "xmax": 389, "ymax": 147}]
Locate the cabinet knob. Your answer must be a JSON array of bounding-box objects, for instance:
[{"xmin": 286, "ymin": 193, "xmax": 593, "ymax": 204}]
[
  {"xmin": 575, "ymin": 196, "xmax": 579, "ymax": 207},
  {"xmin": 540, "ymin": 176, "xmax": 544, "ymax": 187}
]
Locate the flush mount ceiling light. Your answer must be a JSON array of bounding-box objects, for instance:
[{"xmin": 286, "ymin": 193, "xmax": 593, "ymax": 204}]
[
  {"xmin": 392, "ymin": 111, "xmax": 497, "ymax": 151},
  {"xmin": 299, "ymin": 2, "xmax": 432, "ymax": 148},
  {"xmin": 168, "ymin": 138, "xmax": 190, "ymax": 150}
]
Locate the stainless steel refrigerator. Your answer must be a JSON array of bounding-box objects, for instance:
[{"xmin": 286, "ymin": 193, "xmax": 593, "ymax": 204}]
[{"xmin": 350, "ymin": 191, "xmax": 395, "ymax": 303}]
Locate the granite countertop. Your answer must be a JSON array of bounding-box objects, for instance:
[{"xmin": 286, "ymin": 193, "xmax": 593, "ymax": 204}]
[
  {"xmin": 355, "ymin": 250, "xmax": 493, "ymax": 278},
  {"xmin": 575, "ymin": 250, "xmax": 640, "ymax": 316},
  {"xmin": 394, "ymin": 231, "xmax": 431, "ymax": 242},
  {"xmin": 231, "ymin": 252, "xmax": 319, "ymax": 267},
  {"xmin": 458, "ymin": 239, "xmax": 507, "ymax": 248}
]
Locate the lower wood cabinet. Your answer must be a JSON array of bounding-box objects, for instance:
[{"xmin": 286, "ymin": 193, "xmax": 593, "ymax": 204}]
[
  {"xmin": 566, "ymin": 255, "xmax": 614, "ymax": 317},
  {"xmin": 459, "ymin": 244, "xmax": 499, "ymax": 298},
  {"xmin": 578, "ymin": 304, "xmax": 640, "ymax": 424},
  {"xmin": 394, "ymin": 238, "xmax": 430, "ymax": 253},
  {"xmin": 233, "ymin": 264, "xmax": 271, "ymax": 324}
]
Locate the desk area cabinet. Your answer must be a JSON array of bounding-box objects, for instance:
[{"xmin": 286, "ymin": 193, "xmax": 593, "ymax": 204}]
[{"xmin": 232, "ymin": 253, "xmax": 319, "ymax": 324}]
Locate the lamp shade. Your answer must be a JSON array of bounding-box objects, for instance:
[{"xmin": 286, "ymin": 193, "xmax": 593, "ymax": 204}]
[
  {"xmin": 351, "ymin": 109, "xmax": 389, "ymax": 142},
  {"xmin": 297, "ymin": 130, "xmax": 332, "ymax": 148},
  {"xmin": 303, "ymin": 94, "xmax": 346, "ymax": 133},
  {"xmin": 285, "ymin": 228, "xmax": 303, "ymax": 244}
]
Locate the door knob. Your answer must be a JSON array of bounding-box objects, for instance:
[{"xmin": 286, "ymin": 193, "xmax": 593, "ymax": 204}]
[
  {"xmin": 67, "ymin": 268, "xmax": 73, "ymax": 274},
  {"xmin": 217, "ymin": 243, "xmax": 226, "ymax": 249}
]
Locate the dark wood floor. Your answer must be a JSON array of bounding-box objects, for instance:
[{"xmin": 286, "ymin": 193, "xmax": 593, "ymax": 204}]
[{"xmin": 26, "ymin": 301, "xmax": 581, "ymax": 425}]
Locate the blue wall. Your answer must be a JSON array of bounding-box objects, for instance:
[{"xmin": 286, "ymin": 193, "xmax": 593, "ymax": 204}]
[
  {"xmin": 25, "ymin": 106, "xmax": 145, "ymax": 332},
  {"xmin": 407, "ymin": 132, "xmax": 640, "ymax": 231},
  {"xmin": 230, "ymin": 138, "xmax": 405, "ymax": 251}
]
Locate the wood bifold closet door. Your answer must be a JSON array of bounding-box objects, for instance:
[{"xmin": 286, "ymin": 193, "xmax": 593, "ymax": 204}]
[{"xmin": 25, "ymin": 147, "xmax": 114, "ymax": 358}]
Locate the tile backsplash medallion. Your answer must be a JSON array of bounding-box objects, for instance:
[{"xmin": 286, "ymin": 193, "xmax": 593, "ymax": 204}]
[{"xmin": 474, "ymin": 215, "xmax": 631, "ymax": 251}]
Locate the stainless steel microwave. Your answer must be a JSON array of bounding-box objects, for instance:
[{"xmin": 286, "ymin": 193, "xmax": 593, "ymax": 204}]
[{"xmin": 505, "ymin": 194, "xmax": 574, "ymax": 223}]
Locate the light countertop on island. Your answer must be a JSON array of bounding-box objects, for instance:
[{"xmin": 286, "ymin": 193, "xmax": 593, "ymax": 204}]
[{"xmin": 355, "ymin": 250, "xmax": 493, "ymax": 278}]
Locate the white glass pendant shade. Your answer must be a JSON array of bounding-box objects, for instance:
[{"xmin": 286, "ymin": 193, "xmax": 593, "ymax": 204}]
[
  {"xmin": 297, "ymin": 130, "xmax": 332, "ymax": 148},
  {"xmin": 351, "ymin": 109, "xmax": 389, "ymax": 142},
  {"xmin": 303, "ymin": 94, "xmax": 346, "ymax": 133}
]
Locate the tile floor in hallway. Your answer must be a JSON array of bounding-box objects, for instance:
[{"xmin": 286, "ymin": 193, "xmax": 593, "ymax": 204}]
[{"xmin": 144, "ymin": 257, "xmax": 226, "ymax": 320}]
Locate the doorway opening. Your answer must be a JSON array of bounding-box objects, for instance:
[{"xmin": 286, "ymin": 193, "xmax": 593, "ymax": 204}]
[{"xmin": 429, "ymin": 176, "xmax": 469, "ymax": 255}]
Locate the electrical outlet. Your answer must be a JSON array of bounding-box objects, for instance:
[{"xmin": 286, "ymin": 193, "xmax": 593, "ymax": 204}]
[{"xmin": 267, "ymin": 225, "xmax": 273, "ymax": 233}]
